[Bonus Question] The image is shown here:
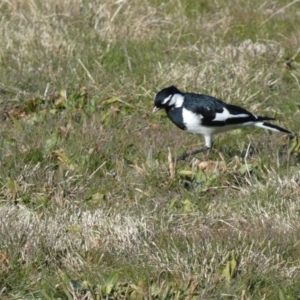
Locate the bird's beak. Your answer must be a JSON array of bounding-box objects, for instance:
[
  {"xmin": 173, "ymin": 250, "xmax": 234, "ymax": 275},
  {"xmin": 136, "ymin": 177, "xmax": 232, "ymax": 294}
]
[{"xmin": 152, "ymin": 106, "xmax": 160, "ymax": 114}]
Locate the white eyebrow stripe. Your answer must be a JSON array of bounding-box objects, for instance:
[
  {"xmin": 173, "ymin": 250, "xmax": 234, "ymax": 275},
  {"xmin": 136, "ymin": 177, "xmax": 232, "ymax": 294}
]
[{"xmin": 162, "ymin": 95, "xmax": 172, "ymax": 104}]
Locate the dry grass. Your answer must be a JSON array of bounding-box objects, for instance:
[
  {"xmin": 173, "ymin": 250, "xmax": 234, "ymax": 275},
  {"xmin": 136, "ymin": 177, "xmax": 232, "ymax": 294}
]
[{"xmin": 1, "ymin": 0, "xmax": 300, "ymax": 298}]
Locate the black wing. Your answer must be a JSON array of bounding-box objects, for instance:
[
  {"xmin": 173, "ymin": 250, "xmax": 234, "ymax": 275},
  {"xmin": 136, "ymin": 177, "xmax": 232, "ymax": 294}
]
[{"xmin": 183, "ymin": 93, "xmax": 225, "ymax": 118}]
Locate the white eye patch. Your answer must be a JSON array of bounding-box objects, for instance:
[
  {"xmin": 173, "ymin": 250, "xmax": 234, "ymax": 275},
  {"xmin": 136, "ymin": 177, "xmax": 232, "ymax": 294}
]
[
  {"xmin": 162, "ymin": 93, "xmax": 184, "ymax": 107},
  {"xmin": 162, "ymin": 95, "xmax": 172, "ymax": 104}
]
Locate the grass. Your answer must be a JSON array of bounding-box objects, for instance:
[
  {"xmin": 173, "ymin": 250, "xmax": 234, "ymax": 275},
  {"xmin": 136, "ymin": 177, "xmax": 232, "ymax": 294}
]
[{"xmin": 1, "ymin": 0, "xmax": 300, "ymax": 298}]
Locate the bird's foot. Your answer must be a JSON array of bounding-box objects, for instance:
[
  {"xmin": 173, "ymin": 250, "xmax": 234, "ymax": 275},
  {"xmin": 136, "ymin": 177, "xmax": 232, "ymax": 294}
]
[{"xmin": 176, "ymin": 146, "xmax": 211, "ymax": 161}]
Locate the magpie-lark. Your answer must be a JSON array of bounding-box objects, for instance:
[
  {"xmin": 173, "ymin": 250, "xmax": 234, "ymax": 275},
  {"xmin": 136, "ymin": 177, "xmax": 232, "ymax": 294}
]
[{"xmin": 153, "ymin": 86, "xmax": 295, "ymax": 160}]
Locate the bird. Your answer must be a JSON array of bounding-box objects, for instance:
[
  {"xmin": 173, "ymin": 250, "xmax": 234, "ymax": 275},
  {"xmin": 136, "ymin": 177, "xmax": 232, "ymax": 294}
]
[{"xmin": 153, "ymin": 86, "xmax": 295, "ymax": 160}]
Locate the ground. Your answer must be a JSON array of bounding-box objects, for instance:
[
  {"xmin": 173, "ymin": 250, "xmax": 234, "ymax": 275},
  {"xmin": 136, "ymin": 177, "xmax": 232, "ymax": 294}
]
[{"xmin": 0, "ymin": 0, "xmax": 300, "ymax": 299}]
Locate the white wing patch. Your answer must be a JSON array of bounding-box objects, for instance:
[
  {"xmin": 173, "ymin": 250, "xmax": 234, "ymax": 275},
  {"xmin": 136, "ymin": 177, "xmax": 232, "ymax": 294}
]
[{"xmin": 213, "ymin": 107, "xmax": 249, "ymax": 122}]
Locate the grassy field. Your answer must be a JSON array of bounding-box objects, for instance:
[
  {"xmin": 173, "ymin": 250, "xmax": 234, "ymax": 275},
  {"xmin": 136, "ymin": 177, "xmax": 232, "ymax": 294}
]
[{"xmin": 0, "ymin": 0, "xmax": 300, "ymax": 299}]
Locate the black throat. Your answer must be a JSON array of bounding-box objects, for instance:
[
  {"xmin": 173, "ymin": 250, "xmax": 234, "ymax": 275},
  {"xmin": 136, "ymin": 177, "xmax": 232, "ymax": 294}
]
[{"xmin": 165, "ymin": 106, "xmax": 186, "ymax": 130}]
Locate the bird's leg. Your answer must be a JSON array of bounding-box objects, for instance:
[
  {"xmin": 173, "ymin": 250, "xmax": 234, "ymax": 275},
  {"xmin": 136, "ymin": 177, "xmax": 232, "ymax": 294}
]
[
  {"xmin": 176, "ymin": 146, "xmax": 211, "ymax": 161},
  {"xmin": 204, "ymin": 147, "xmax": 211, "ymax": 160}
]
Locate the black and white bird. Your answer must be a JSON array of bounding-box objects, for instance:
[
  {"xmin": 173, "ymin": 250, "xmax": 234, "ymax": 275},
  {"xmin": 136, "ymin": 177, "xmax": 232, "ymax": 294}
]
[{"xmin": 153, "ymin": 86, "xmax": 295, "ymax": 160}]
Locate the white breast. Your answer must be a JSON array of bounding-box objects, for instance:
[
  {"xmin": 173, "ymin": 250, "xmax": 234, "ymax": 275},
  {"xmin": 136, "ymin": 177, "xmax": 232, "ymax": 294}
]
[{"xmin": 182, "ymin": 108, "xmax": 207, "ymax": 134}]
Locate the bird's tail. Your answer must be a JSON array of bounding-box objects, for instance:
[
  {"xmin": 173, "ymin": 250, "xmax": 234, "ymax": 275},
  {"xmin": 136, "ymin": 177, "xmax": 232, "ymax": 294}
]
[{"xmin": 255, "ymin": 120, "xmax": 295, "ymax": 136}]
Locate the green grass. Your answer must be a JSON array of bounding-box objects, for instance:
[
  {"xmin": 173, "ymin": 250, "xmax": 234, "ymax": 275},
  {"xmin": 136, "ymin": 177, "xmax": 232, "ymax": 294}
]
[{"xmin": 1, "ymin": 0, "xmax": 300, "ymax": 299}]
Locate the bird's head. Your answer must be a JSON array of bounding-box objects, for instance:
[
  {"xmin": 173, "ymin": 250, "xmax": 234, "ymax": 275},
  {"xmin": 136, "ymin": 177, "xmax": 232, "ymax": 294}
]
[{"xmin": 152, "ymin": 86, "xmax": 184, "ymax": 114}]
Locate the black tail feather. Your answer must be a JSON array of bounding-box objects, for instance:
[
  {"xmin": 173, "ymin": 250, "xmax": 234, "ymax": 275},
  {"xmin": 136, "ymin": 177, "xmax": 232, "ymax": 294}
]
[
  {"xmin": 257, "ymin": 116, "xmax": 276, "ymax": 122},
  {"xmin": 261, "ymin": 122, "xmax": 295, "ymax": 136}
]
